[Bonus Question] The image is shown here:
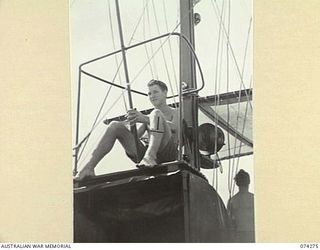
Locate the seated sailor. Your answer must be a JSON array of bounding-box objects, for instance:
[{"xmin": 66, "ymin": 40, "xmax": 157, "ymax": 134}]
[{"xmin": 75, "ymin": 79, "xmax": 179, "ymax": 181}]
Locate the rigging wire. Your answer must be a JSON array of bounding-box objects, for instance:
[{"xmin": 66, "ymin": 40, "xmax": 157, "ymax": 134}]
[
  {"xmin": 77, "ymin": 0, "xmax": 151, "ymax": 163},
  {"xmin": 143, "ymin": 0, "xmax": 155, "ymax": 78},
  {"xmin": 78, "ymin": 0, "xmax": 138, "ymax": 162},
  {"xmin": 212, "ymin": 0, "xmax": 225, "ymax": 185},
  {"xmin": 210, "ymin": 0, "xmax": 252, "ymax": 110},
  {"xmin": 216, "ymin": 168, "xmax": 219, "ymax": 191},
  {"xmin": 77, "ymin": 0, "xmax": 127, "ymax": 161},
  {"xmin": 146, "ymin": 0, "xmax": 159, "ymax": 79},
  {"xmin": 226, "ymin": 0, "xmax": 233, "ymax": 199},
  {"xmin": 78, "ymin": 2, "xmax": 206, "ymax": 164},
  {"xmin": 113, "ymin": 0, "xmax": 140, "ymax": 162},
  {"xmin": 162, "ymin": 0, "xmax": 179, "ymax": 96},
  {"xmin": 230, "ymin": 15, "xmax": 253, "ymax": 195},
  {"xmin": 108, "ymin": 0, "xmax": 127, "ymax": 112},
  {"xmin": 76, "ymin": 1, "xmax": 226, "ymax": 169},
  {"xmin": 151, "ymin": 0, "xmax": 178, "ymax": 106},
  {"xmin": 78, "ymin": 29, "xmax": 206, "ymax": 164},
  {"xmin": 78, "ymin": 86, "xmax": 134, "ymax": 167},
  {"xmin": 77, "ymin": 1, "xmax": 199, "ymax": 165},
  {"xmin": 208, "ymin": 0, "xmax": 253, "ymax": 196},
  {"xmin": 175, "ymin": 0, "xmax": 180, "ymax": 51},
  {"xmin": 209, "ymin": 0, "xmax": 253, "ymax": 195},
  {"xmin": 77, "ymin": 79, "xmax": 114, "ymax": 162},
  {"xmin": 216, "ymin": 1, "xmax": 227, "ymax": 174},
  {"xmin": 241, "ymin": 17, "xmax": 253, "ymax": 79},
  {"xmin": 130, "ymin": 31, "xmax": 176, "ymax": 83},
  {"xmin": 230, "ymin": 86, "xmax": 243, "ymax": 195},
  {"xmin": 231, "ymin": 76, "xmax": 252, "ymax": 195},
  {"xmin": 130, "ymin": 1, "xmax": 200, "ymax": 84}
]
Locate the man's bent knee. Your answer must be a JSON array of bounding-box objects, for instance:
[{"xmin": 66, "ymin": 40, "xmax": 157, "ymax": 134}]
[
  {"xmin": 108, "ymin": 121, "xmax": 126, "ymax": 133},
  {"xmin": 108, "ymin": 121, "xmax": 131, "ymax": 141},
  {"xmin": 108, "ymin": 120, "xmax": 124, "ymax": 128}
]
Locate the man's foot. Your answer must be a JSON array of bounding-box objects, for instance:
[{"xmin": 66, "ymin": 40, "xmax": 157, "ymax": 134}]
[
  {"xmin": 137, "ymin": 157, "xmax": 157, "ymax": 168},
  {"xmin": 74, "ymin": 167, "xmax": 95, "ymax": 181}
]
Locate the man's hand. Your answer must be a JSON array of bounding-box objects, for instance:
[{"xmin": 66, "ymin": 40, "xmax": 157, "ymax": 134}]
[{"xmin": 126, "ymin": 109, "xmax": 148, "ymax": 125}]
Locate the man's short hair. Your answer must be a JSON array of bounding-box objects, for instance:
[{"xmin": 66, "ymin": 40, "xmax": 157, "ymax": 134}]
[
  {"xmin": 234, "ymin": 169, "xmax": 250, "ymax": 186},
  {"xmin": 147, "ymin": 79, "xmax": 168, "ymax": 92}
]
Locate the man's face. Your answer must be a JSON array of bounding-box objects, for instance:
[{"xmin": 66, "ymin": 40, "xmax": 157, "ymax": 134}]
[{"xmin": 148, "ymin": 84, "xmax": 167, "ymax": 107}]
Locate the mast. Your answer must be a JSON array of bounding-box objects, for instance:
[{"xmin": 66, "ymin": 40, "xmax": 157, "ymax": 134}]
[
  {"xmin": 115, "ymin": 0, "xmax": 139, "ymax": 159},
  {"xmin": 73, "ymin": 70, "xmax": 82, "ymax": 176},
  {"xmin": 180, "ymin": 0, "xmax": 200, "ymax": 170}
]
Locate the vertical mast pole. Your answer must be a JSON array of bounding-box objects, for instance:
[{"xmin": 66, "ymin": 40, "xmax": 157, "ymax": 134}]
[
  {"xmin": 180, "ymin": 0, "xmax": 200, "ymax": 170},
  {"xmin": 73, "ymin": 70, "xmax": 82, "ymax": 176},
  {"xmin": 115, "ymin": 0, "xmax": 139, "ymax": 157}
]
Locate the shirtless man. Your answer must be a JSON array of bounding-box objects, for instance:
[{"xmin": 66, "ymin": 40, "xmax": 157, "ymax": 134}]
[
  {"xmin": 75, "ymin": 80, "xmax": 179, "ymax": 181},
  {"xmin": 227, "ymin": 169, "xmax": 255, "ymax": 242}
]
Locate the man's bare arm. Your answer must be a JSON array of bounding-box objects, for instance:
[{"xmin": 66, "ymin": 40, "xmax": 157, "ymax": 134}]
[
  {"xmin": 126, "ymin": 108, "xmax": 178, "ymax": 133},
  {"xmin": 137, "ymin": 123, "xmax": 147, "ymax": 138},
  {"xmin": 167, "ymin": 109, "xmax": 179, "ymax": 133}
]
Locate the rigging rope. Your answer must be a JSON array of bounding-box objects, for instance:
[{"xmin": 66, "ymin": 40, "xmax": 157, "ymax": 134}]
[
  {"xmin": 151, "ymin": 0, "xmax": 178, "ymax": 106},
  {"xmin": 230, "ymin": 85, "xmax": 243, "ymax": 194},
  {"xmin": 108, "ymin": 0, "xmax": 127, "ymax": 112},
  {"xmin": 77, "ymin": 0, "xmax": 151, "ymax": 163},
  {"xmin": 77, "ymin": 0, "xmax": 127, "ymax": 162},
  {"xmin": 143, "ymin": 0, "xmax": 155, "ymax": 78},
  {"xmin": 130, "ymin": 1, "xmax": 200, "ymax": 84},
  {"xmin": 76, "ymin": 1, "xmax": 230, "ymax": 170},
  {"xmin": 146, "ymin": 0, "xmax": 159, "ymax": 79},
  {"xmin": 217, "ymin": 2, "xmax": 228, "ymax": 176},
  {"xmin": 78, "ymin": 30, "xmax": 207, "ymax": 165},
  {"xmin": 162, "ymin": 0, "xmax": 179, "ymax": 96},
  {"xmin": 113, "ymin": 0, "xmax": 140, "ymax": 163},
  {"xmin": 78, "ymin": 0, "xmax": 148, "ymax": 161},
  {"xmin": 208, "ymin": 0, "xmax": 253, "ymax": 195},
  {"xmin": 241, "ymin": 17, "xmax": 253, "ymax": 78},
  {"xmin": 78, "ymin": 86, "xmax": 136, "ymax": 167},
  {"xmin": 77, "ymin": 81, "xmax": 114, "ymax": 161},
  {"xmin": 231, "ymin": 76, "xmax": 252, "ymax": 195},
  {"xmin": 130, "ymin": 32, "xmax": 177, "ymax": 83},
  {"xmin": 226, "ymin": 0, "xmax": 233, "ymax": 198},
  {"xmin": 230, "ymin": 14, "xmax": 253, "ymax": 195},
  {"xmin": 212, "ymin": 0, "xmax": 225, "ymax": 186},
  {"xmin": 211, "ymin": 0, "xmax": 252, "ymax": 110},
  {"xmin": 215, "ymin": 168, "xmax": 219, "ymax": 191}
]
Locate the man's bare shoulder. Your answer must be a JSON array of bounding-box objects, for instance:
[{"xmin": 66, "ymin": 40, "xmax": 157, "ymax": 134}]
[
  {"xmin": 169, "ymin": 107, "xmax": 179, "ymax": 120},
  {"xmin": 169, "ymin": 107, "xmax": 179, "ymax": 114}
]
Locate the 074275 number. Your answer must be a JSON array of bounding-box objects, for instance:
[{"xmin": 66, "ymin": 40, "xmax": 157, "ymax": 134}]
[{"xmin": 300, "ymin": 244, "xmax": 319, "ymax": 249}]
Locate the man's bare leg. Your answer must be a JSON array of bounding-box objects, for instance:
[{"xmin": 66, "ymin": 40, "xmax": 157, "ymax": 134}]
[
  {"xmin": 75, "ymin": 121, "xmax": 139, "ymax": 180},
  {"xmin": 139, "ymin": 109, "xmax": 171, "ymax": 167}
]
